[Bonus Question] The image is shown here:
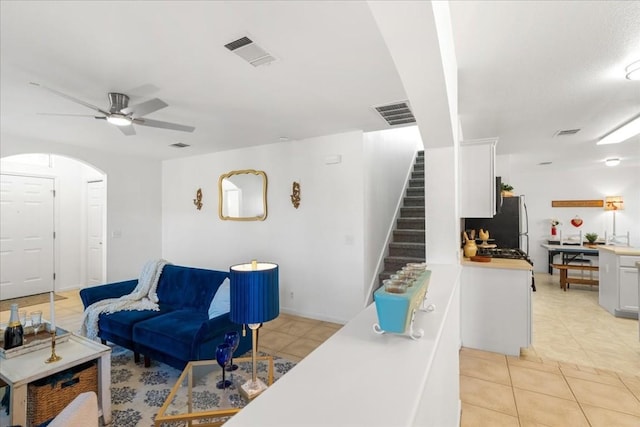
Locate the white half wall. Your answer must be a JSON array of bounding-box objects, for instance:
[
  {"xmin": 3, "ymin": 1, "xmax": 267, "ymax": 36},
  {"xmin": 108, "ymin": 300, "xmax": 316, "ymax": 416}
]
[{"xmin": 1, "ymin": 135, "xmax": 162, "ymax": 283}]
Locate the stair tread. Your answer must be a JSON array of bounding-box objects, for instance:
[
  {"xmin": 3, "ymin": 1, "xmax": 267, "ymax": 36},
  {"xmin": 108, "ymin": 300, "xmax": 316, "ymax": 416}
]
[
  {"xmin": 379, "ymin": 151, "xmax": 426, "ymax": 286},
  {"xmin": 385, "ymin": 255, "xmax": 426, "ymax": 261}
]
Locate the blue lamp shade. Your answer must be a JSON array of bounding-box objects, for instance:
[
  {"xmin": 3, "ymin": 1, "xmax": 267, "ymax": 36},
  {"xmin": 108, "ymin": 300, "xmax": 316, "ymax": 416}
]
[{"xmin": 230, "ymin": 262, "xmax": 279, "ymax": 325}]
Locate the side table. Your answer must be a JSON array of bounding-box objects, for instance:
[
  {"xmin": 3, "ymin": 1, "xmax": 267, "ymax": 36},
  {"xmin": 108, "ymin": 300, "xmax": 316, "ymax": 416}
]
[{"xmin": 0, "ymin": 334, "xmax": 111, "ymax": 426}]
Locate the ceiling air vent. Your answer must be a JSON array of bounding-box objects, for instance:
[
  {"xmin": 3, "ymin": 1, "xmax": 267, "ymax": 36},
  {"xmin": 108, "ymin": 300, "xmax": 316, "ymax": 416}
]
[
  {"xmin": 224, "ymin": 36, "xmax": 276, "ymax": 67},
  {"xmin": 170, "ymin": 142, "xmax": 190, "ymax": 148},
  {"xmin": 554, "ymin": 128, "xmax": 580, "ymax": 136},
  {"xmin": 373, "ymin": 101, "xmax": 416, "ymax": 126}
]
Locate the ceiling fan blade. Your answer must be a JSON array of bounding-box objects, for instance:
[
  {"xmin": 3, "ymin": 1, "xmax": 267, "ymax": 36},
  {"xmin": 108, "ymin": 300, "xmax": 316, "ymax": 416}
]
[
  {"xmin": 121, "ymin": 98, "xmax": 168, "ymax": 117},
  {"xmin": 37, "ymin": 112, "xmax": 103, "ymax": 118},
  {"xmin": 132, "ymin": 118, "xmax": 195, "ymax": 133},
  {"xmin": 117, "ymin": 124, "xmax": 136, "ymax": 136},
  {"xmin": 30, "ymin": 82, "xmax": 110, "ymax": 115}
]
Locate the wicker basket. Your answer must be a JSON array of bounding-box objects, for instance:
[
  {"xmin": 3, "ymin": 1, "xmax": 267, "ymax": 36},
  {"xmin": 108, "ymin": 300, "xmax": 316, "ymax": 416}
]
[{"xmin": 27, "ymin": 361, "xmax": 98, "ymax": 426}]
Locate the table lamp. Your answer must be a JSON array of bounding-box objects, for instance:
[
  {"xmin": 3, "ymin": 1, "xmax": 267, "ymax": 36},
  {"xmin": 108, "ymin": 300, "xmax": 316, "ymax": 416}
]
[
  {"xmin": 604, "ymin": 196, "xmax": 624, "ymax": 238},
  {"xmin": 230, "ymin": 261, "xmax": 279, "ymax": 399}
]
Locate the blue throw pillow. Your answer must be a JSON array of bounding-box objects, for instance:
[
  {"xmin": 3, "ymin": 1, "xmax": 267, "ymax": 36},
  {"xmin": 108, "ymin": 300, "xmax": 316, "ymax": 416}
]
[{"xmin": 208, "ymin": 278, "xmax": 230, "ymax": 319}]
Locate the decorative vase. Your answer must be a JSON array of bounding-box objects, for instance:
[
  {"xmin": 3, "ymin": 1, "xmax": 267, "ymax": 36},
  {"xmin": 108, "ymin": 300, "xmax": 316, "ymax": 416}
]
[
  {"xmin": 551, "ymin": 226, "xmax": 557, "ymax": 236},
  {"xmin": 463, "ymin": 239, "xmax": 478, "ymax": 258}
]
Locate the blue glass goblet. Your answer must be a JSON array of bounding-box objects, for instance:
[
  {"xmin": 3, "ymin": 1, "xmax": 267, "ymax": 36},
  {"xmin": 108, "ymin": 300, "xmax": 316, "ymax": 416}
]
[
  {"xmin": 215, "ymin": 343, "xmax": 232, "ymax": 389},
  {"xmin": 224, "ymin": 331, "xmax": 240, "ymax": 372}
]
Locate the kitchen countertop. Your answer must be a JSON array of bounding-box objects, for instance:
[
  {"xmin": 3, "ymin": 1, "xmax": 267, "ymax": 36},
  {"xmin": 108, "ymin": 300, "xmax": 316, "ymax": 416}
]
[
  {"xmin": 461, "ymin": 255, "xmax": 532, "ymax": 271},
  {"xmin": 598, "ymin": 246, "xmax": 640, "ymax": 256}
]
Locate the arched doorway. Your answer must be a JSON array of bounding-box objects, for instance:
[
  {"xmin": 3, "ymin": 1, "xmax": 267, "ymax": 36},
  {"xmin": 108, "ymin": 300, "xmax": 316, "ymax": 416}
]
[{"xmin": 0, "ymin": 153, "xmax": 107, "ymax": 299}]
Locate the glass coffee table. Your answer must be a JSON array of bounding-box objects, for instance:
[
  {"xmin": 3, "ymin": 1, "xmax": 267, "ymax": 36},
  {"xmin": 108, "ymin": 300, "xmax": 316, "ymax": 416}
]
[{"xmin": 155, "ymin": 355, "xmax": 273, "ymax": 426}]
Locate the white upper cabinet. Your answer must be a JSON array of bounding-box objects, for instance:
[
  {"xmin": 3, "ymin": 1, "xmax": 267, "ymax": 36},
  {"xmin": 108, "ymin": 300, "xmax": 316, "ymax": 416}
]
[{"xmin": 459, "ymin": 138, "xmax": 497, "ymax": 218}]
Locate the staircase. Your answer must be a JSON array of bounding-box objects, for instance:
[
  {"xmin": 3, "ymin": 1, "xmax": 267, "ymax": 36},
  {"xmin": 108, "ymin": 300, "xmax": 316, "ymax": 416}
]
[{"xmin": 378, "ymin": 151, "xmax": 426, "ymax": 286}]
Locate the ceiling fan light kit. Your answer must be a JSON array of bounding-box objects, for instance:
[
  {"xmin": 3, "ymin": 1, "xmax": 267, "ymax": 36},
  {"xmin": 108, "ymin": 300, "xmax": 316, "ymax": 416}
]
[{"xmin": 106, "ymin": 113, "xmax": 132, "ymax": 127}]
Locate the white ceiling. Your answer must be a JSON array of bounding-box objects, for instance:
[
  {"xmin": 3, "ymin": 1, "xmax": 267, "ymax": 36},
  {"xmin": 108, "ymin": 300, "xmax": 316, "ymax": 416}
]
[{"xmin": 1, "ymin": 1, "xmax": 639, "ymax": 169}]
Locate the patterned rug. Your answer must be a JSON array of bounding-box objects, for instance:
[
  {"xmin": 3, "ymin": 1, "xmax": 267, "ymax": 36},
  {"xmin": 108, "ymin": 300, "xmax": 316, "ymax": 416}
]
[{"xmin": 108, "ymin": 345, "xmax": 296, "ymax": 427}]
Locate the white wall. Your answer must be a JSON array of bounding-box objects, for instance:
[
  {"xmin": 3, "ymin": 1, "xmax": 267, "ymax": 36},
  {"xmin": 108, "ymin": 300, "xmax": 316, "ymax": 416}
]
[
  {"xmin": 162, "ymin": 131, "xmax": 368, "ymax": 324},
  {"xmin": 363, "ymin": 126, "xmax": 423, "ymax": 302},
  {"xmin": 1, "ymin": 136, "xmax": 162, "ymax": 283},
  {"xmin": 498, "ymin": 155, "xmax": 640, "ymax": 272},
  {"xmin": 370, "ymin": 1, "xmax": 461, "ymax": 265}
]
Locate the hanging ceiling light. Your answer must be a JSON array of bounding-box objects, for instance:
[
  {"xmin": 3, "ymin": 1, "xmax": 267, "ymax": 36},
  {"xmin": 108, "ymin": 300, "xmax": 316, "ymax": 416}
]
[
  {"xmin": 604, "ymin": 158, "xmax": 621, "ymax": 167},
  {"xmin": 597, "ymin": 114, "xmax": 640, "ymax": 145},
  {"xmin": 626, "ymin": 59, "xmax": 640, "ymax": 80}
]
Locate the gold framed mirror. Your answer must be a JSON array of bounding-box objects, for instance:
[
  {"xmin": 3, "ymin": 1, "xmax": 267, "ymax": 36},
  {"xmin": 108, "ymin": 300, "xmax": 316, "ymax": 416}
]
[{"xmin": 218, "ymin": 169, "xmax": 268, "ymax": 221}]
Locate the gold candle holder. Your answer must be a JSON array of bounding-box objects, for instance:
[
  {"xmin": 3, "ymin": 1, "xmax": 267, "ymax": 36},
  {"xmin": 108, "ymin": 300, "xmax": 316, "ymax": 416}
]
[{"xmin": 44, "ymin": 330, "xmax": 62, "ymax": 363}]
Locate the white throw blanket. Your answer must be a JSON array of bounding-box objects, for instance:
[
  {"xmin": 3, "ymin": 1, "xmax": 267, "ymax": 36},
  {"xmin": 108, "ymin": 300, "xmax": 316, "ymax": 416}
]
[{"xmin": 80, "ymin": 259, "xmax": 170, "ymax": 340}]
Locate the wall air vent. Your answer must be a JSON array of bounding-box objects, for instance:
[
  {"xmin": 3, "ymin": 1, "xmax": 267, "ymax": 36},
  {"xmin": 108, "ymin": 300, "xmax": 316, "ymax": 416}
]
[
  {"xmin": 170, "ymin": 142, "xmax": 190, "ymax": 148},
  {"xmin": 224, "ymin": 36, "xmax": 276, "ymax": 67},
  {"xmin": 373, "ymin": 101, "xmax": 416, "ymax": 126},
  {"xmin": 554, "ymin": 128, "xmax": 580, "ymax": 136}
]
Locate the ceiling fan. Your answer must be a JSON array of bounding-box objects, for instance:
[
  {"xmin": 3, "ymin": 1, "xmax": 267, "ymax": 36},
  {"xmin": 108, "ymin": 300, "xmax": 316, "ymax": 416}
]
[{"xmin": 30, "ymin": 82, "xmax": 195, "ymax": 136}]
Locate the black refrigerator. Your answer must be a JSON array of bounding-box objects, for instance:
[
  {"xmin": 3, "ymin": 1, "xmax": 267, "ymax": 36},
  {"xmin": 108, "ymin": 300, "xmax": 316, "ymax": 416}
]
[{"xmin": 464, "ymin": 196, "xmax": 529, "ymax": 253}]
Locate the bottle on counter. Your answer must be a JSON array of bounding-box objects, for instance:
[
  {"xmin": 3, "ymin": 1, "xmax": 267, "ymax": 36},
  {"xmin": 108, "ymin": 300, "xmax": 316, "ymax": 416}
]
[{"xmin": 3, "ymin": 303, "xmax": 24, "ymax": 350}]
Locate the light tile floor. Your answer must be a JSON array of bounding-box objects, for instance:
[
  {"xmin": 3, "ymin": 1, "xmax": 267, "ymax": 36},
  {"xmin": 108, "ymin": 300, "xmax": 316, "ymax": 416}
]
[{"xmin": 2, "ymin": 271, "xmax": 639, "ymax": 426}]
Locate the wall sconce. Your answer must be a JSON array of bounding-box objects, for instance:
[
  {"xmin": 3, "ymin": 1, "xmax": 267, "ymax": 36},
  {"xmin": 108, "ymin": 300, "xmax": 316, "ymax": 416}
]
[
  {"xmin": 290, "ymin": 181, "xmax": 301, "ymax": 209},
  {"xmin": 193, "ymin": 188, "xmax": 203, "ymax": 210}
]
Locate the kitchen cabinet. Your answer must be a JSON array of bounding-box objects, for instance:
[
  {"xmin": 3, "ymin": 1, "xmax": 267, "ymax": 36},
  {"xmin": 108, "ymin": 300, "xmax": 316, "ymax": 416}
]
[
  {"xmin": 599, "ymin": 248, "xmax": 640, "ymax": 319},
  {"xmin": 619, "ymin": 266, "xmax": 638, "ymax": 311},
  {"xmin": 459, "ymin": 137, "xmax": 497, "ymax": 218},
  {"xmin": 461, "ymin": 260, "xmax": 532, "ymax": 356}
]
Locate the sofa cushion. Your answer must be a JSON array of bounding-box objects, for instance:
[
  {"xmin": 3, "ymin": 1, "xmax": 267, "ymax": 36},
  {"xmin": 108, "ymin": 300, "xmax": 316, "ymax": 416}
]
[
  {"xmin": 156, "ymin": 265, "xmax": 229, "ymax": 311},
  {"xmin": 133, "ymin": 310, "xmax": 211, "ymax": 362},
  {"xmin": 208, "ymin": 278, "xmax": 230, "ymax": 319},
  {"xmin": 97, "ymin": 308, "xmax": 168, "ymax": 340}
]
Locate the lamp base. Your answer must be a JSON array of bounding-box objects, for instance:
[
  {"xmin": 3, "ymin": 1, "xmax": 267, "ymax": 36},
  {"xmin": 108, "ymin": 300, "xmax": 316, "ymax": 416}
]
[{"xmin": 239, "ymin": 378, "xmax": 268, "ymax": 400}]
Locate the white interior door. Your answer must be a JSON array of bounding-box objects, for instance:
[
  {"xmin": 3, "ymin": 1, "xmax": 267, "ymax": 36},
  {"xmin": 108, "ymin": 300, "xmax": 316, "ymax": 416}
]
[
  {"xmin": 86, "ymin": 180, "xmax": 105, "ymax": 286},
  {"xmin": 0, "ymin": 174, "xmax": 55, "ymax": 299}
]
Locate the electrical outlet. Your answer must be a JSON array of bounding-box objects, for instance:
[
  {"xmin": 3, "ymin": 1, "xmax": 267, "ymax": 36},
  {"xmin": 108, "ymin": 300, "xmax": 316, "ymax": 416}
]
[{"xmin": 290, "ymin": 291, "xmax": 294, "ymax": 299}]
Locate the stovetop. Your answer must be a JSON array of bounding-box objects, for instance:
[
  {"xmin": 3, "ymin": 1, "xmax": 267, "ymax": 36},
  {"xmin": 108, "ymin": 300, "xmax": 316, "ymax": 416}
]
[{"xmin": 477, "ymin": 247, "xmax": 532, "ymax": 264}]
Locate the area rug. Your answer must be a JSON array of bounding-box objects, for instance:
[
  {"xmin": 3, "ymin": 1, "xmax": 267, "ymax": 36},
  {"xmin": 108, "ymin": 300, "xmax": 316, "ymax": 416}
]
[
  {"xmin": 108, "ymin": 345, "xmax": 296, "ymax": 427},
  {"xmin": 0, "ymin": 292, "xmax": 66, "ymax": 312}
]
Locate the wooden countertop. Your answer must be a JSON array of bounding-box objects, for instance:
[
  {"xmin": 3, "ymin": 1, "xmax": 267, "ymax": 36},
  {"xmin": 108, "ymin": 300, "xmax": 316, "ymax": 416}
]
[
  {"xmin": 461, "ymin": 256, "xmax": 532, "ymax": 271},
  {"xmin": 598, "ymin": 246, "xmax": 640, "ymax": 256}
]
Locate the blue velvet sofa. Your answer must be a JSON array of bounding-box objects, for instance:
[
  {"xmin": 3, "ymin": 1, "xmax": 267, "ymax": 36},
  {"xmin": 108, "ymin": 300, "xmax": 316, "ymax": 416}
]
[{"xmin": 79, "ymin": 264, "xmax": 251, "ymax": 370}]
